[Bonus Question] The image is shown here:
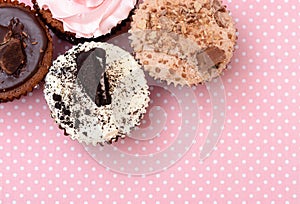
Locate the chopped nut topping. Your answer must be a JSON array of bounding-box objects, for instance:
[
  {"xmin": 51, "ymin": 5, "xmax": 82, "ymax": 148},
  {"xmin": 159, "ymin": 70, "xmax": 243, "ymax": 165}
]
[{"xmin": 194, "ymin": 1, "xmax": 202, "ymax": 12}]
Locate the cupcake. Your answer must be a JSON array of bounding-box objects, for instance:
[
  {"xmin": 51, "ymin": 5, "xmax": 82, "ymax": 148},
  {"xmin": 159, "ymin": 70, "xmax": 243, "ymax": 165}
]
[
  {"xmin": 32, "ymin": 0, "xmax": 137, "ymax": 42},
  {"xmin": 130, "ymin": 0, "xmax": 237, "ymax": 86},
  {"xmin": 44, "ymin": 41, "xmax": 150, "ymax": 145},
  {"xmin": 0, "ymin": 0, "xmax": 52, "ymax": 102}
]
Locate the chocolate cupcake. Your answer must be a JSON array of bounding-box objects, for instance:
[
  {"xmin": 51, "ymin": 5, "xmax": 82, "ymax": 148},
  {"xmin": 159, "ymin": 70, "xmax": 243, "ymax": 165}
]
[
  {"xmin": 130, "ymin": 0, "xmax": 237, "ymax": 86},
  {"xmin": 44, "ymin": 42, "xmax": 150, "ymax": 145},
  {"xmin": 32, "ymin": 0, "xmax": 137, "ymax": 43},
  {"xmin": 0, "ymin": 0, "xmax": 52, "ymax": 102}
]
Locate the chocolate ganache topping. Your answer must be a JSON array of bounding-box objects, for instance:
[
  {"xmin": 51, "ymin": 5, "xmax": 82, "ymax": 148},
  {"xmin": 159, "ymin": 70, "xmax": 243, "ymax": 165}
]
[
  {"xmin": 76, "ymin": 48, "xmax": 112, "ymax": 107},
  {"xmin": 0, "ymin": 6, "xmax": 48, "ymax": 92}
]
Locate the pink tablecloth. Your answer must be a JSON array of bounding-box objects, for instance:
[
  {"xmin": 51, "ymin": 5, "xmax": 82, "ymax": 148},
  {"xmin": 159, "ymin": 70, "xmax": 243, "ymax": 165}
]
[{"xmin": 1, "ymin": 0, "xmax": 299, "ymax": 203}]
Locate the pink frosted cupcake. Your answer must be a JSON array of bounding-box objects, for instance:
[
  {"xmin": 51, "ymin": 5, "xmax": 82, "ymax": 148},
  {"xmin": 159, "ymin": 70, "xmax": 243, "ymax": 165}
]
[{"xmin": 32, "ymin": 0, "xmax": 137, "ymax": 42}]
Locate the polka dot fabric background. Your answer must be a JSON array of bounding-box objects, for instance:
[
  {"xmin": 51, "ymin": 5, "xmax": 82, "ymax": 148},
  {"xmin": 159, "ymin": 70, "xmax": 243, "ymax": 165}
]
[{"xmin": 1, "ymin": 0, "xmax": 299, "ymax": 203}]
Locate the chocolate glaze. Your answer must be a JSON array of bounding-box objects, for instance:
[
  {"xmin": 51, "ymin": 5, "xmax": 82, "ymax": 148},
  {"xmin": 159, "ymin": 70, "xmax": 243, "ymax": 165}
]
[
  {"xmin": 75, "ymin": 48, "xmax": 111, "ymax": 107},
  {"xmin": 0, "ymin": 6, "xmax": 48, "ymax": 91}
]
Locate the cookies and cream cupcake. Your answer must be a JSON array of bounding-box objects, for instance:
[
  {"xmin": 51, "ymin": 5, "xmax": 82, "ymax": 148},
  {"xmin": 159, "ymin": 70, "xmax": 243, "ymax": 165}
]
[
  {"xmin": 130, "ymin": 0, "xmax": 237, "ymax": 86},
  {"xmin": 44, "ymin": 41, "xmax": 150, "ymax": 145}
]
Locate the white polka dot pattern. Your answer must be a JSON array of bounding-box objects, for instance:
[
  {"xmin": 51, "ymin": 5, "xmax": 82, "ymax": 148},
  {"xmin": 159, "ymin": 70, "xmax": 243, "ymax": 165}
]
[{"xmin": 0, "ymin": 0, "xmax": 299, "ymax": 203}]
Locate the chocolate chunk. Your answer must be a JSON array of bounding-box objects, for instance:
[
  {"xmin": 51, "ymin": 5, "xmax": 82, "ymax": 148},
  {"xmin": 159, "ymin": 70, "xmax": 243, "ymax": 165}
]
[
  {"xmin": 214, "ymin": 3, "xmax": 230, "ymax": 29},
  {"xmin": 52, "ymin": 93, "xmax": 62, "ymax": 101},
  {"xmin": 0, "ymin": 38, "xmax": 26, "ymax": 75},
  {"xmin": 55, "ymin": 102, "xmax": 61, "ymax": 109},
  {"xmin": 76, "ymin": 48, "xmax": 111, "ymax": 107},
  {"xmin": 75, "ymin": 48, "xmax": 95, "ymax": 72},
  {"xmin": 0, "ymin": 25, "xmax": 9, "ymax": 42},
  {"xmin": 63, "ymin": 109, "xmax": 71, "ymax": 116},
  {"xmin": 212, "ymin": 0, "xmax": 224, "ymax": 11},
  {"xmin": 7, "ymin": 18, "xmax": 25, "ymax": 40},
  {"xmin": 95, "ymin": 72, "xmax": 111, "ymax": 107},
  {"xmin": 85, "ymin": 109, "xmax": 91, "ymax": 115},
  {"xmin": 212, "ymin": 0, "xmax": 229, "ymax": 28},
  {"xmin": 74, "ymin": 119, "xmax": 80, "ymax": 129},
  {"xmin": 196, "ymin": 46, "xmax": 226, "ymax": 72},
  {"xmin": 75, "ymin": 110, "xmax": 80, "ymax": 118},
  {"xmin": 215, "ymin": 11, "xmax": 229, "ymax": 28}
]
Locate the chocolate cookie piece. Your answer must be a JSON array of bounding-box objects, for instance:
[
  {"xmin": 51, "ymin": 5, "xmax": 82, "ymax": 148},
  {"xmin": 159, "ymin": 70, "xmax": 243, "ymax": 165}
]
[
  {"xmin": 44, "ymin": 42, "xmax": 150, "ymax": 145},
  {"xmin": 0, "ymin": 0, "xmax": 52, "ymax": 102},
  {"xmin": 130, "ymin": 0, "xmax": 237, "ymax": 86},
  {"xmin": 75, "ymin": 48, "xmax": 112, "ymax": 107}
]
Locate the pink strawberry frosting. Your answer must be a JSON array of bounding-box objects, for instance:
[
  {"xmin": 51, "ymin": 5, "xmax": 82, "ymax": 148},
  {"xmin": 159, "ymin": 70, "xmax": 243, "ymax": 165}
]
[{"xmin": 35, "ymin": 0, "xmax": 137, "ymax": 38}]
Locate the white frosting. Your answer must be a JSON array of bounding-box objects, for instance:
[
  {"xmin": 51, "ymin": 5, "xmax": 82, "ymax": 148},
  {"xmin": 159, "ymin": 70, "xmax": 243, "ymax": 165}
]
[{"xmin": 44, "ymin": 42, "xmax": 150, "ymax": 145}]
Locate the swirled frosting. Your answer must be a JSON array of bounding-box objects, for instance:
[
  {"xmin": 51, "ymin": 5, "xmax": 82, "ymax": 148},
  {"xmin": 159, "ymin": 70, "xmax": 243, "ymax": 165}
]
[{"xmin": 35, "ymin": 0, "xmax": 136, "ymax": 38}]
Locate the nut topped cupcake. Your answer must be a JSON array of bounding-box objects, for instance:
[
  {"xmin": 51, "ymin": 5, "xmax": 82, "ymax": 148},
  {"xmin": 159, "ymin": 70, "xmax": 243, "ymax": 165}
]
[
  {"xmin": 130, "ymin": 0, "xmax": 237, "ymax": 86},
  {"xmin": 0, "ymin": 0, "xmax": 52, "ymax": 102},
  {"xmin": 32, "ymin": 0, "xmax": 137, "ymax": 42}
]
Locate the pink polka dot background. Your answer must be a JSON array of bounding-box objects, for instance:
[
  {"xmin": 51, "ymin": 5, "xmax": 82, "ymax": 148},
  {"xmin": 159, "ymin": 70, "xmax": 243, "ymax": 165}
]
[{"xmin": 1, "ymin": 0, "xmax": 299, "ymax": 203}]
